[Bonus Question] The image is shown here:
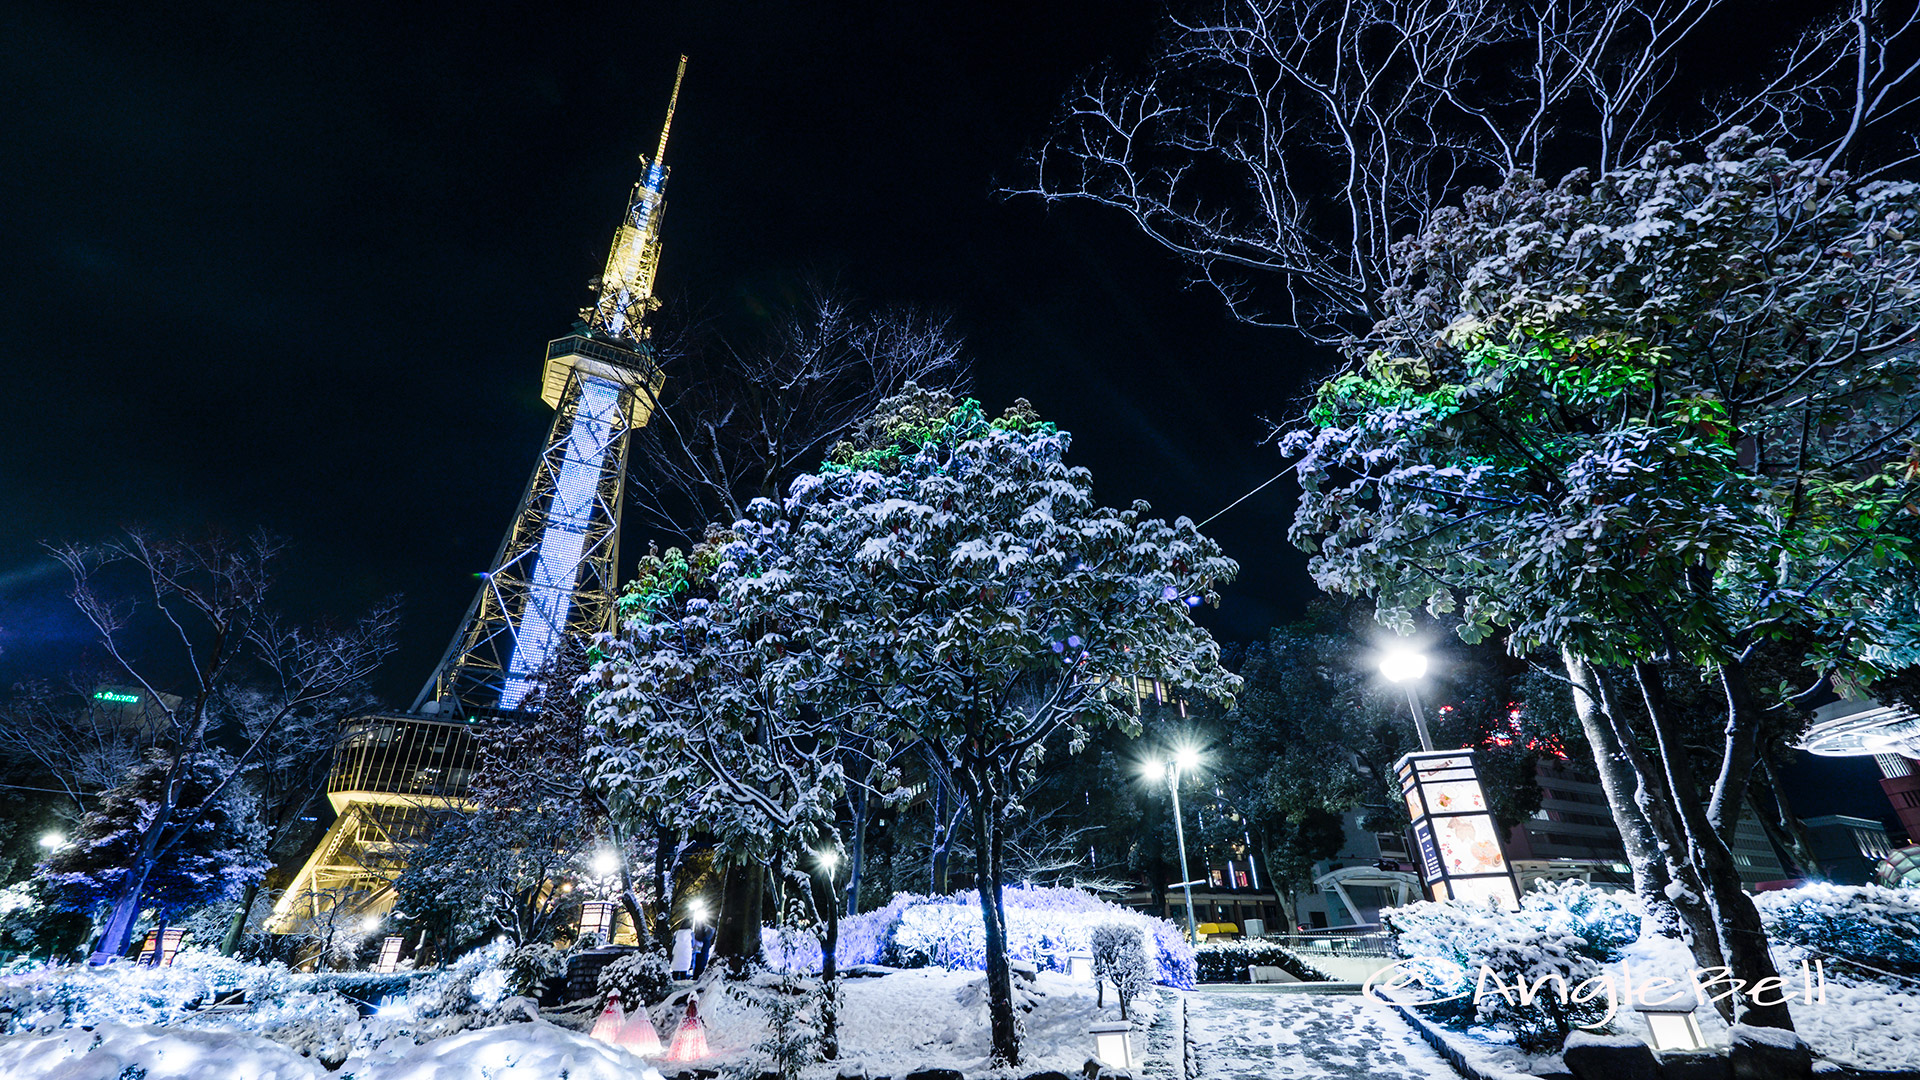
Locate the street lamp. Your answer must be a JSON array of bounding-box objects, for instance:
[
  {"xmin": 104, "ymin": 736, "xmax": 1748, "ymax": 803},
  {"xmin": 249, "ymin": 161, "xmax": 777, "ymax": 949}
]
[
  {"xmin": 1142, "ymin": 747, "xmax": 1203, "ymax": 944},
  {"xmin": 1378, "ymin": 645, "xmax": 1434, "ymax": 752},
  {"xmin": 38, "ymin": 832, "xmax": 64, "ymax": 850}
]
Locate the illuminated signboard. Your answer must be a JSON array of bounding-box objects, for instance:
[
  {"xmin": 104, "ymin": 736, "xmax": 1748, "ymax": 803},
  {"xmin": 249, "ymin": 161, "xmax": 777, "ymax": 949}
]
[
  {"xmin": 93, "ymin": 691, "xmax": 141, "ymax": 705},
  {"xmin": 1396, "ymin": 749, "xmax": 1521, "ymax": 909}
]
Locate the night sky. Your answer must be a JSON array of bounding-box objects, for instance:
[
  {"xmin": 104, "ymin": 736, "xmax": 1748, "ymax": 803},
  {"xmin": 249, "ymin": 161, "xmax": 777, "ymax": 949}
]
[{"xmin": 0, "ymin": 2, "xmax": 1894, "ymax": 826}]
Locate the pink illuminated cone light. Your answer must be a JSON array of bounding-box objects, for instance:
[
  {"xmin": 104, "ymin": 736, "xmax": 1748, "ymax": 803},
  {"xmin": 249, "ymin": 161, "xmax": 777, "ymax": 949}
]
[{"xmin": 667, "ymin": 995, "xmax": 710, "ymax": 1061}]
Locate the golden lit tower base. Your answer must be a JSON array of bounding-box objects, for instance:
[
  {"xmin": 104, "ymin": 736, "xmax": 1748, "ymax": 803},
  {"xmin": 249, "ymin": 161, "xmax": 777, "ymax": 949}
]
[{"xmin": 272, "ymin": 59, "xmax": 686, "ymax": 947}]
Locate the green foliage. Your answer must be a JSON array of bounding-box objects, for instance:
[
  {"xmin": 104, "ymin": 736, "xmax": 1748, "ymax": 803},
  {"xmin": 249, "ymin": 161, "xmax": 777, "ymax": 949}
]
[{"xmin": 1286, "ymin": 133, "xmax": 1920, "ymax": 685}]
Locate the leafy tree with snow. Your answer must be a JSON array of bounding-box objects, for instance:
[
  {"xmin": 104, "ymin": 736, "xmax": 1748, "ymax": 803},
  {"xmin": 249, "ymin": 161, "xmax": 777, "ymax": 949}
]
[
  {"xmin": 1283, "ymin": 134, "xmax": 1920, "ymax": 1030},
  {"xmin": 720, "ymin": 389, "xmax": 1239, "ymax": 1064},
  {"xmin": 586, "ymin": 537, "xmax": 857, "ymax": 1052},
  {"xmin": 40, "ymin": 749, "xmax": 267, "ymax": 947}
]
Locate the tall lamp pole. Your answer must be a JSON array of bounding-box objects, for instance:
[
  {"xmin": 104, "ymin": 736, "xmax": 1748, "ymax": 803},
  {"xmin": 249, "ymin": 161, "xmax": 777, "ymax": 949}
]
[
  {"xmin": 1143, "ymin": 748, "xmax": 1203, "ymax": 944},
  {"xmin": 1379, "ymin": 647, "xmax": 1434, "ymax": 752}
]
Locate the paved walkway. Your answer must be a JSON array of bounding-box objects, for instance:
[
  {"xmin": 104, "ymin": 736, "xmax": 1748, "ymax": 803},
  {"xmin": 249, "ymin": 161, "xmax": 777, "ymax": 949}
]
[{"xmin": 1185, "ymin": 989, "xmax": 1460, "ymax": 1080}]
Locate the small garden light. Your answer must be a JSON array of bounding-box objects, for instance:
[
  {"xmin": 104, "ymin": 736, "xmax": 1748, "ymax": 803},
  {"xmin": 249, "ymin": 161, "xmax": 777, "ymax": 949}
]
[
  {"xmin": 1067, "ymin": 948, "xmax": 1094, "ymax": 980},
  {"xmin": 1090, "ymin": 1020, "xmax": 1137, "ymax": 1069},
  {"xmin": 1635, "ymin": 999, "xmax": 1707, "ymax": 1053}
]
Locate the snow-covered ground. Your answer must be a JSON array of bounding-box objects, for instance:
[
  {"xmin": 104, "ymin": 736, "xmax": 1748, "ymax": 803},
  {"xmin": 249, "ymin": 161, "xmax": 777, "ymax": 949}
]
[
  {"xmin": 1384, "ymin": 931, "xmax": 1920, "ymax": 1076},
  {"xmin": 0, "ymin": 966, "xmax": 1149, "ymax": 1080},
  {"xmin": 1184, "ymin": 990, "xmax": 1457, "ymax": 1080}
]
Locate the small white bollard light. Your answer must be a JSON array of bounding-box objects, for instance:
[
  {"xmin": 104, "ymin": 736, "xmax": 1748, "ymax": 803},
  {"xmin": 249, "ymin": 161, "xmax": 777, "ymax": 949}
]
[
  {"xmin": 373, "ymin": 935, "xmax": 405, "ymax": 973},
  {"xmin": 1635, "ymin": 1000, "xmax": 1708, "ymax": 1053},
  {"xmin": 1090, "ymin": 1020, "xmax": 1136, "ymax": 1069},
  {"xmin": 1068, "ymin": 950, "xmax": 1094, "ymax": 980}
]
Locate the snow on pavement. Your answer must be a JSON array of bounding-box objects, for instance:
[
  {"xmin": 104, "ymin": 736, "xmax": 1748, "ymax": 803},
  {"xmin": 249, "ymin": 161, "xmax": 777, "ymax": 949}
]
[{"xmin": 1185, "ymin": 991, "xmax": 1459, "ymax": 1080}]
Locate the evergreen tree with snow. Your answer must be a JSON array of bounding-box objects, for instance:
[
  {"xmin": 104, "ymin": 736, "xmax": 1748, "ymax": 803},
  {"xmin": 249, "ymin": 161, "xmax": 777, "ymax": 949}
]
[
  {"xmin": 40, "ymin": 749, "xmax": 267, "ymax": 950},
  {"xmin": 728, "ymin": 388, "xmax": 1238, "ymax": 1064}
]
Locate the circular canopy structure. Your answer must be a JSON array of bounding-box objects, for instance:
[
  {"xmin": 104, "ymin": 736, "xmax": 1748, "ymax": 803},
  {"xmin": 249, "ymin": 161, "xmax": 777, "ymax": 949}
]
[
  {"xmin": 1876, "ymin": 845, "xmax": 1920, "ymax": 888},
  {"xmin": 1798, "ymin": 700, "xmax": 1920, "ymax": 758}
]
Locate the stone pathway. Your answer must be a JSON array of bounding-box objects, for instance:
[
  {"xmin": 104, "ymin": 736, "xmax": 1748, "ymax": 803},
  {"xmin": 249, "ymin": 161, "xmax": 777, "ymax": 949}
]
[{"xmin": 1184, "ymin": 990, "xmax": 1460, "ymax": 1080}]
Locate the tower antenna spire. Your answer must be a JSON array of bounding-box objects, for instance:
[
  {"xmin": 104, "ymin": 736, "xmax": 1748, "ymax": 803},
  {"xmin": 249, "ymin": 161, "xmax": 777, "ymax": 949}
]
[
  {"xmin": 654, "ymin": 53, "xmax": 687, "ymax": 170},
  {"xmin": 585, "ymin": 55, "xmax": 689, "ymax": 341}
]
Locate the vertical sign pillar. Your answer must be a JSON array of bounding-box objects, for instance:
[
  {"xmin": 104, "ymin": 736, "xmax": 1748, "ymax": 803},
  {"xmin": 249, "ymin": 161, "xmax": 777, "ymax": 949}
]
[{"xmin": 1396, "ymin": 749, "xmax": 1521, "ymax": 909}]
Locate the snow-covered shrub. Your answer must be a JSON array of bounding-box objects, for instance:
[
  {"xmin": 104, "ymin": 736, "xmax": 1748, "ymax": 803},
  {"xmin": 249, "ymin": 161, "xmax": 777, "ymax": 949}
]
[
  {"xmin": 1756, "ymin": 883, "xmax": 1920, "ymax": 970},
  {"xmin": 597, "ymin": 948, "xmax": 673, "ymax": 1007},
  {"xmin": 858, "ymin": 886, "xmax": 1195, "ymax": 988},
  {"xmin": 761, "ymin": 891, "xmax": 919, "ymax": 973},
  {"xmin": 213, "ymin": 989, "xmax": 361, "ymax": 1068},
  {"xmin": 503, "ymin": 942, "xmax": 564, "ymax": 996},
  {"xmin": 1090, "ymin": 922, "xmax": 1152, "ymax": 1018},
  {"xmin": 0, "ymin": 951, "xmax": 297, "ymax": 1034},
  {"xmin": 1193, "ymin": 940, "xmax": 1333, "ymax": 983},
  {"xmin": 1383, "ymin": 881, "xmax": 1640, "ymax": 1053}
]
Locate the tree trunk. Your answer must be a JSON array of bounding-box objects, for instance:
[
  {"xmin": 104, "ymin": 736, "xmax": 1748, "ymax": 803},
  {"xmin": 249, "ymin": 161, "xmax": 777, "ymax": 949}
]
[
  {"xmin": 90, "ymin": 862, "xmax": 155, "ymax": 964},
  {"xmin": 714, "ymin": 861, "xmax": 765, "ymax": 976},
  {"xmin": 652, "ymin": 826, "xmax": 679, "ymax": 953},
  {"xmin": 810, "ymin": 866, "xmax": 842, "ymax": 1059},
  {"xmin": 965, "ymin": 758, "xmax": 1020, "ymax": 1066},
  {"xmin": 221, "ymin": 880, "xmax": 260, "ymax": 956},
  {"xmin": 1562, "ymin": 652, "xmax": 1681, "ymax": 932},
  {"xmin": 931, "ymin": 764, "xmax": 952, "ymax": 894},
  {"xmin": 1636, "ymin": 664, "xmax": 1794, "ymax": 1031},
  {"xmin": 845, "ymin": 786, "xmax": 867, "ymax": 917},
  {"xmin": 1750, "ymin": 758, "xmax": 1822, "ymax": 879}
]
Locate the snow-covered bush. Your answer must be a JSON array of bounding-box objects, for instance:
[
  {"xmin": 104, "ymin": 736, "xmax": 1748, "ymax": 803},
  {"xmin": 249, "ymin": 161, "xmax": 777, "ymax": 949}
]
[
  {"xmin": 0, "ymin": 951, "xmax": 296, "ymax": 1034},
  {"xmin": 503, "ymin": 942, "xmax": 564, "ymax": 997},
  {"xmin": 597, "ymin": 948, "xmax": 673, "ymax": 1007},
  {"xmin": 1756, "ymin": 883, "xmax": 1920, "ymax": 970},
  {"xmin": 1383, "ymin": 881, "xmax": 1640, "ymax": 1052},
  {"xmin": 1090, "ymin": 922, "xmax": 1152, "ymax": 1017},
  {"xmin": 763, "ymin": 887, "xmax": 1195, "ymax": 988},
  {"xmin": 888, "ymin": 886, "xmax": 1194, "ymax": 988},
  {"xmin": 1193, "ymin": 940, "xmax": 1332, "ymax": 983},
  {"xmin": 762, "ymin": 891, "xmax": 919, "ymax": 974}
]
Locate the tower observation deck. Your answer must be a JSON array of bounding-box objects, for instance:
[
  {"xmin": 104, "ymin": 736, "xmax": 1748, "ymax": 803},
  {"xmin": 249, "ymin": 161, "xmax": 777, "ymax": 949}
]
[{"xmin": 271, "ymin": 58, "xmax": 686, "ymax": 939}]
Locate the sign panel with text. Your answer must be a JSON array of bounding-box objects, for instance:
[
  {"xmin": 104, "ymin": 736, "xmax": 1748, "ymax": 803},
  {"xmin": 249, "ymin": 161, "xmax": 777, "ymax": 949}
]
[{"xmin": 1395, "ymin": 749, "xmax": 1521, "ymax": 910}]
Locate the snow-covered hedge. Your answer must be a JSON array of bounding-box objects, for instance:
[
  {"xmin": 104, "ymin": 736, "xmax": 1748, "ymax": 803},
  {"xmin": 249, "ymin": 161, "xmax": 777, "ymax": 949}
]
[
  {"xmin": 763, "ymin": 886, "xmax": 1196, "ymax": 988},
  {"xmin": 1383, "ymin": 881, "xmax": 1640, "ymax": 1053},
  {"xmin": 0, "ymin": 940, "xmax": 539, "ymax": 1068},
  {"xmin": 1192, "ymin": 940, "xmax": 1332, "ymax": 983},
  {"xmin": 1755, "ymin": 883, "xmax": 1920, "ymax": 969}
]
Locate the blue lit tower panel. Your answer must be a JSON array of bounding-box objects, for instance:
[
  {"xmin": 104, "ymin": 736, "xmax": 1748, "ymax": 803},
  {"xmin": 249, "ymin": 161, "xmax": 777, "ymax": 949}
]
[{"xmin": 270, "ymin": 58, "xmax": 685, "ymax": 941}]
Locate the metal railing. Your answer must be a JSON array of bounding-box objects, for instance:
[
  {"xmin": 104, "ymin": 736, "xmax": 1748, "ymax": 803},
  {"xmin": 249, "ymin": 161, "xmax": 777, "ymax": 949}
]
[{"xmin": 1265, "ymin": 932, "xmax": 1394, "ymax": 958}]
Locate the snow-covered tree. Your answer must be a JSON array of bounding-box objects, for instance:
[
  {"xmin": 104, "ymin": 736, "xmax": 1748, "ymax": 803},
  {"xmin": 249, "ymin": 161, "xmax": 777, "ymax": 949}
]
[
  {"xmin": 1024, "ymin": 0, "xmax": 1920, "ymax": 340},
  {"xmin": 1282, "ymin": 136, "xmax": 1920, "ymax": 1031},
  {"xmin": 586, "ymin": 538, "xmax": 857, "ymax": 1053},
  {"xmin": 44, "ymin": 531, "xmax": 397, "ymax": 963},
  {"xmin": 717, "ymin": 389, "xmax": 1239, "ymax": 1064},
  {"xmin": 40, "ymin": 750, "xmax": 267, "ymax": 948}
]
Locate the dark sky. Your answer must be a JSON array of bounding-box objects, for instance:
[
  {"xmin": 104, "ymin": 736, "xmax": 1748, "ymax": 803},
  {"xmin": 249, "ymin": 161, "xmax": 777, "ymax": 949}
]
[
  {"xmin": 0, "ymin": 1, "xmax": 1896, "ymax": 828},
  {"xmin": 0, "ymin": 0, "xmax": 1309, "ymax": 699}
]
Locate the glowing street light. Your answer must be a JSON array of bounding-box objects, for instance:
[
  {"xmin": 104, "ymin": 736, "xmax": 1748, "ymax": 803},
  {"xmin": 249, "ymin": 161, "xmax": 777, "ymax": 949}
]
[
  {"xmin": 817, "ymin": 849, "xmax": 840, "ymax": 876},
  {"xmin": 38, "ymin": 832, "xmax": 65, "ymax": 850},
  {"xmin": 1141, "ymin": 747, "xmax": 1203, "ymax": 944},
  {"xmin": 592, "ymin": 848, "xmax": 620, "ymax": 878},
  {"xmin": 1378, "ymin": 644, "xmax": 1435, "ymax": 752}
]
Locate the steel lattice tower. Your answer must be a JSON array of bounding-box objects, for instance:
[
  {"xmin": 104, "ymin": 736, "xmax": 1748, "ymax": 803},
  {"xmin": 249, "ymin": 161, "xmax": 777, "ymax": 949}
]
[{"xmin": 271, "ymin": 58, "xmax": 685, "ymax": 940}]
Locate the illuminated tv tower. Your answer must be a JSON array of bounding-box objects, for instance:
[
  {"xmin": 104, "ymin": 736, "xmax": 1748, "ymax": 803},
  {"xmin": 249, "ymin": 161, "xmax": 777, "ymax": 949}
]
[{"xmin": 272, "ymin": 58, "xmax": 686, "ymax": 937}]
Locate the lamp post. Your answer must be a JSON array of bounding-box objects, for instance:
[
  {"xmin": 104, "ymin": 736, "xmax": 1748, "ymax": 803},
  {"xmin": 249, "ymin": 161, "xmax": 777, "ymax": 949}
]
[
  {"xmin": 1378, "ymin": 646, "xmax": 1434, "ymax": 752},
  {"xmin": 1142, "ymin": 747, "xmax": 1202, "ymax": 944},
  {"xmin": 1378, "ymin": 643, "xmax": 1522, "ymax": 910}
]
